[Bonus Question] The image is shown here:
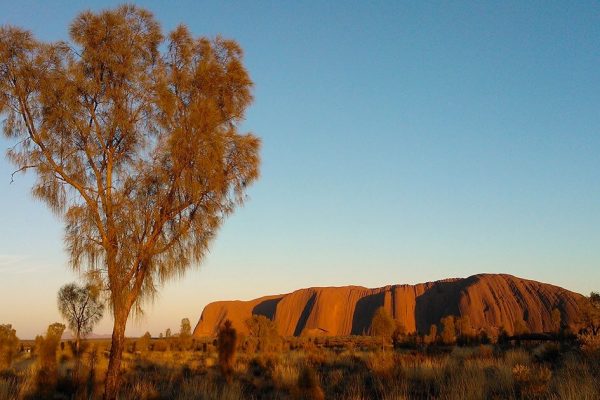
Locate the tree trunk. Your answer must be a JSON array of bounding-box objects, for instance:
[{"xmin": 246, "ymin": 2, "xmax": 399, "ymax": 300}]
[
  {"xmin": 104, "ymin": 309, "xmax": 129, "ymax": 400},
  {"xmin": 75, "ymin": 330, "xmax": 80, "ymax": 356},
  {"xmin": 74, "ymin": 330, "xmax": 81, "ymax": 385}
]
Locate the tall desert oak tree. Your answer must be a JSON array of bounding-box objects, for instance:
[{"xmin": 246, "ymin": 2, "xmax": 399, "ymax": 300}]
[{"xmin": 0, "ymin": 5, "xmax": 260, "ymax": 398}]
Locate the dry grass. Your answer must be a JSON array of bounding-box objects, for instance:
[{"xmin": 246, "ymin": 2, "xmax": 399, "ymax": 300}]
[{"xmin": 0, "ymin": 337, "xmax": 599, "ymax": 399}]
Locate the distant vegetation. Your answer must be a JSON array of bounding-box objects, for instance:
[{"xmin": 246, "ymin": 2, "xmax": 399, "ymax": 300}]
[
  {"xmin": 57, "ymin": 283, "xmax": 104, "ymax": 357},
  {"xmin": 1, "ymin": 294, "xmax": 599, "ymax": 399}
]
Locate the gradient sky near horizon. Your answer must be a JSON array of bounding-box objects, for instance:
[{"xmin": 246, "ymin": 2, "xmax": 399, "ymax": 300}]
[{"xmin": 1, "ymin": 1, "xmax": 599, "ymax": 339}]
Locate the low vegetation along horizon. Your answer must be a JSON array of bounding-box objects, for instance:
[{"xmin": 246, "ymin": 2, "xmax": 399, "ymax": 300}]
[{"xmin": 2, "ymin": 292, "xmax": 600, "ymax": 399}]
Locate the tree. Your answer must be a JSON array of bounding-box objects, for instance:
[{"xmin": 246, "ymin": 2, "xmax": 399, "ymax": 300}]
[
  {"xmin": 391, "ymin": 320, "xmax": 407, "ymax": 348},
  {"xmin": 165, "ymin": 328, "xmax": 172, "ymax": 339},
  {"xmin": 578, "ymin": 292, "xmax": 600, "ymax": 335},
  {"xmin": 440, "ymin": 315, "xmax": 456, "ymax": 345},
  {"xmin": 36, "ymin": 323, "xmax": 66, "ymax": 391},
  {"xmin": 57, "ymin": 282, "xmax": 104, "ymax": 355},
  {"xmin": 217, "ymin": 319, "xmax": 237, "ymax": 382},
  {"xmin": 245, "ymin": 315, "xmax": 281, "ymax": 352},
  {"xmin": 0, "ymin": 324, "xmax": 19, "ymax": 370},
  {"xmin": 180, "ymin": 318, "xmax": 192, "ymax": 337},
  {"xmin": 425, "ymin": 324, "xmax": 437, "ymax": 345},
  {"xmin": 139, "ymin": 332, "xmax": 152, "ymax": 352},
  {"xmin": 455, "ymin": 315, "xmax": 475, "ymax": 345},
  {"xmin": 178, "ymin": 317, "xmax": 192, "ymax": 350},
  {"xmin": 0, "ymin": 5, "xmax": 259, "ymax": 398},
  {"xmin": 370, "ymin": 306, "xmax": 395, "ymax": 351},
  {"xmin": 551, "ymin": 308, "xmax": 562, "ymax": 334}
]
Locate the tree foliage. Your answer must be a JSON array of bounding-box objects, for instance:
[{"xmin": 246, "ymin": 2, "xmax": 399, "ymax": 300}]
[
  {"xmin": 551, "ymin": 308, "xmax": 562, "ymax": 333},
  {"xmin": 0, "ymin": 5, "xmax": 259, "ymax": 398},
  {"xmin": 57, "ymin": 282, "xmax": 104, "ymax": 353},
  {"xmin": 217, "ymin": 319, "xmax": 237, "ymax": 382},
  {"xmin": 35, "ymin": 323, "xmax": 66, "ymax": 393},
  {"xmin": 425, "ymin": 324, "xmax": 438, "ymax": 345},
  {"xmin": 180, "ymin": 318, "xmax": 191, "ymax": 337},
  {"xmin": 245, "ymin": 315, "xmax": 281, "ymax": 352},
  {"xmin": 0, "ymin": 324, "xmax": 19, "ymax": 370},
  {"xmin": 440, "ymin": 315, "xmax": 456, "ymax": 345},
  {"xmin": 370, "ymin": 307, "xmax": 395, "ymax": 350},
  {"xmin": 371, "ymin": 307, "xmax": 395, "ymax": 338},
  {"xmin": 139, "ymin": 331, "xmax": 152, "ymax": 351},
  {"xmin": 578, "ymin": 292, "xmax": 600, "ymax": 335},
  {"xmin": 38, "ymin": 323, "xmax": 66, "ymax": 370}
]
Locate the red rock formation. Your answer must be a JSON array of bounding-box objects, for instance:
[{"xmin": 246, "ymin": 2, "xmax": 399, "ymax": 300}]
[{"xmin": 193, "ymin": 274, "xmax": 583, "ymax": 337}]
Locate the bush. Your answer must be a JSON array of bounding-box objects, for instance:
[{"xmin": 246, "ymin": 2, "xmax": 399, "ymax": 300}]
[
  {"xmin": 217, "ymin": 320, "xmax": 237, "ymax": 382},
  {"xmin": 36, "ymin": 323, "xmax": 66, "ymax": 393},
  {"xmin": 0, "ymin": 325, "xmax": 19, "ymax": 370},
  {"xmin": 297, "ymin": 364, "xmax": 324, "ymax": 400},
  {"xmin": 245, "ymin": 315, "xmax": 282, "ymax": 352}
]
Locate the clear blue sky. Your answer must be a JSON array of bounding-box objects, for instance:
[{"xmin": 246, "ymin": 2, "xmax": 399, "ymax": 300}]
[{"xmin": 1, "ymin": 1, "xmax": 599, "ymax": 338}]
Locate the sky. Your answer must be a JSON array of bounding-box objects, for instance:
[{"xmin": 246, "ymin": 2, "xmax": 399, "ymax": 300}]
[{"xmin": 0, "ymin": 1, "xmax": 599, "ymax": 339}]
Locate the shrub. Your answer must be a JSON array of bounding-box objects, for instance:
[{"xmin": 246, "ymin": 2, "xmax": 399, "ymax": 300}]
[
  {"xmin": 36, "ymin": 323, "xmax": 65, "ymax": 393},
  {"xmin": 370, "ymin": 307, "xmax": 395, "ymax": 351},
  {"xmin": 139, "ymin": 332, "xmax": 152, "ymax": 352},
  {"xmin": 217, "ymin": 320, "xmax": 237, "ymax": 382},
  {"xmin": 297, "ymin": 364, "xmax": 324, "ymax": 400},
  {"xmin": 0, "ymin": 324, "xmax": 19, "ymax": 370},
  {"xmin": 440, "ymin": 315, "xmax": 456, "ymax": 345},
  {"xmin": 245, "ymin": 315, "xmax": 282, "ymax": 352},
  {"xmin": 578, "ymin": 332, "xmax": 600, "ymax": 358},
  {"xmin": 424, "ymin": 324, "xmax": 438, "ymax": 345}
]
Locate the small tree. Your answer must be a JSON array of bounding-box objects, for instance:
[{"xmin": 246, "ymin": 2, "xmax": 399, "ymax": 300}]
[
  {"xmin": 551, "ymin": 308, "xmax": 562, "ymax": 334},
  {"xmin": 392, "ymin": 320, "xmax": 407, "ymax": 348},
  {"xmin": 455, "ymin": 315, "xmax": 475, "ymax": 345},
  {"xmin": 57, "ymin": 282, "xmax": 104, "ymax": 355},
  {"xmin": 370, "ymin": 307, "xmax": 395, "ymax": 351},
  {"xmin": 0, "ymin": 324, "xmax": 19, "ymax": 370},
  {"xmin": 37, "ymin": 323, "xmax": 66, "ymax": 391},
  {"xmin": 180, "ymin": 318, "xmax": 192, "ymax": 337},
  {"xmin": 139, "ymin": 332, "xmax": 152, "ymax": 352},
  {"xmin": 179, "ymin": 318, "xmax": 192, "ymax": 350},
  {"xmin": 578, "ymin": 292, "xmax": 600, "ymax": 335},
  {"xmin": 441, "ymin": 315, "xmax": 456, "ymax": 345},
  {"xmin": 217, "ymin": 320, "xmax": 237, "ymax": 382},
  {"xmin": 245, "ymin": 315, "xmax": 281, "ymax": 352},
  {"xmin": 165, "ymin": 328, "xmax": 172, "ymax": 339},
  {"xmin": 425, "ymin": 324, "xmax": 437, "ymax": 345}
]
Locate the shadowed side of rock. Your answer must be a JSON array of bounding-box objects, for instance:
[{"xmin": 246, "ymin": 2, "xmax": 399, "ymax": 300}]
[{"xmin": 192, "ymin": 273, "xmax": 584, "ymax": 337}]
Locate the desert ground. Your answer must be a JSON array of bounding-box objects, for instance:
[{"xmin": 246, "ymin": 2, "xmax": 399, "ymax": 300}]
[{"xmin": 1, "ymin": 328, "xmax": 599, "ymax": 400}]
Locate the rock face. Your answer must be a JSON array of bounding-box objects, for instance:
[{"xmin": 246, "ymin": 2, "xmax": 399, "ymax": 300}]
[{"xmin": 193, "ymin": 274, "xmax": 583, "ymax": 337}]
